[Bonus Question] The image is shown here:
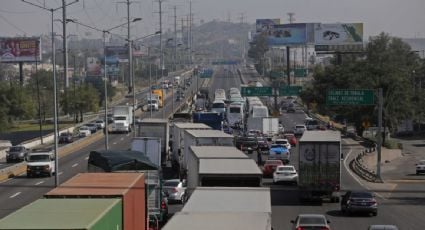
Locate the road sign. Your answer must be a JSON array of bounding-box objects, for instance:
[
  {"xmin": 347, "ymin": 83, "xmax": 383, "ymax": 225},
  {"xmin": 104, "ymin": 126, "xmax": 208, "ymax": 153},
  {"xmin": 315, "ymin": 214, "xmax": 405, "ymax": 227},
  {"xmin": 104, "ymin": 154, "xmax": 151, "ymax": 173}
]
[
  {"xmin": 326, "ymin": 89, "xmax": 375, "ymax": 105},
  {"xmin": 279, "ymin": 86, "xmax": 302, "ymax": 96},
  {"xmin": 294, "ymin": 68, "xmax": 308, "ymax": 77},
  {"xmin": 241, "ymin": 87, "xmax": 273, "ymax": 97}
]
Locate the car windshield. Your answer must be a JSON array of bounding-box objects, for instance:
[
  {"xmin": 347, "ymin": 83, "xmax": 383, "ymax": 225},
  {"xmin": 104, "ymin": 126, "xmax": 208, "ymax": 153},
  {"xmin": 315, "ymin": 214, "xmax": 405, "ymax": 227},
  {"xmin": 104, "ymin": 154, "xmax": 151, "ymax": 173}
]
[
  {"xmin": 114, "ymin": 116, "xmax": 127, "ymax": 121},
  {"xmin": 212, "ymin": 103, "xmax": 225, "ymax": 108},
  {"xmin": 163, "ymin": 181, "xmax": 180, "ymax": 187},
  {"xmin": 296, "ymin": 125, "xmax": 305, "ymax": 129},
  {"xmin": 275, "ymin": 140, "xmax": 288, "ymax": 144},
  {"xmin": 271, "ymin": 144, "xmax": 285, "ymax": 148},
  {"xmin": 351, "ymin": 192, "xmax": 373, "ymax": 198},
  {"xmin": 96, "ymin": 120, "xmax": 103, "ymax": 123},
  {"xmin": 278, "ymin": 166, "xmax": 294, "ymax": 172},
  {"xmin": 28, "ymin": 155, "xmax": 50, "ymax": 162},
  {"xmin": 299, "ymin": 216, "xmax": 326, "ymax": 225},
  {"xmin": 9, "ymin": 147, "xmax": 24, "ymax": 152},
  {"xmin": 229, "ymin": 107, "xmax": 241, "ymax": 113},
  {"xmin": 80, "ymin": 127, "xmax": 88, "ymax": 130},
  {"xmin": 265, "ymin": 160, "xmax": 281, "ymax": 165}
]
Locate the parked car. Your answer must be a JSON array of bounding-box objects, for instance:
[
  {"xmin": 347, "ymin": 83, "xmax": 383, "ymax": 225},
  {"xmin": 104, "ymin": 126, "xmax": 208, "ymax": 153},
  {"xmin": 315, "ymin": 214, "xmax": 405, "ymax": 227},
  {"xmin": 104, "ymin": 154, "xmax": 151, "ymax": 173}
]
[
  {"xmin": 341, "ymin": 190, "xmax": 378, "ymax": 216},
  {"xmin": 85, "ymin": 123, "xmax": 98, "ymax": 133},
  {"xmin": 262, "ymin": 160, "xmax": 283, "ymax": 177},
  {"xmin": 79, "ymin": 126, "xmax": 92, "ymax": 137},
  {"xmin": 273, "ymin": 165, "xmax": 298, "ymax": 185},
  {"xmin": 368, "ymin": 225, "xmax": 399, "ymax": 230},
  {"xmin": 95, "ymin": 120, "xmax": 105, "ymax": 129},
  {"xmin": 416, "ymin": 160, "xmax": 425, "ymax": 175},
  {"xmin": 294, "ymin": 124, "xmax": 306, "ymax": 136},
  {"xmin": 163, "ymin": 179, "xmax": 187, "ymax": 203},
  {"xmin": 58, "ymin": 132, "xmax": 74, "ymax": 144},
  {"xmin": 6, "ymin": 145, "xmax": 29, "ymax": 163},
  {"xmin": 283, "ymin": 133, "xmax": 297, "ymax": 146},
  {"xmin": 291, "ymin": 214, "xmax": 331, "ymax": 230}
]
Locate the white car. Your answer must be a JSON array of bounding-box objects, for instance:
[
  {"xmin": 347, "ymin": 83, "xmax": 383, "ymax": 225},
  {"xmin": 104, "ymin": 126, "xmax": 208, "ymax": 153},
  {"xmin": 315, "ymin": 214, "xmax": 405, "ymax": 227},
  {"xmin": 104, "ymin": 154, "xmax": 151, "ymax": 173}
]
[
  {"xmin": 273, "ymin": 165, "xmax": 298, "ymax": 184},
  {"xmin": 79, "ymin": 126, "xmax": 92, "ymax": 137},
  {"xmin": 95, "ymin": 120, "xmax": 105, "ymax": 129},
  {"xmin": 294, "ymin": 124, "xmax": 306, "ymax": 135},
  {"xmin": 416, "ymin": 160, "xmax": 425, "ymax": 175},
  {"xmin": 274, "ymin": 138, "xmax": 291, "ymax": 150}
]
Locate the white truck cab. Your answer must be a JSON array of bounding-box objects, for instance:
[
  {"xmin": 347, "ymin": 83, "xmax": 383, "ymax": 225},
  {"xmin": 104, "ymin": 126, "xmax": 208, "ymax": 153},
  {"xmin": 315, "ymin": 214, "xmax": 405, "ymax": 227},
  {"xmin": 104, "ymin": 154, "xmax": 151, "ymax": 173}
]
[{"xmin": 26, "ymin": 151, "xmax": 55, "ymax": 177}]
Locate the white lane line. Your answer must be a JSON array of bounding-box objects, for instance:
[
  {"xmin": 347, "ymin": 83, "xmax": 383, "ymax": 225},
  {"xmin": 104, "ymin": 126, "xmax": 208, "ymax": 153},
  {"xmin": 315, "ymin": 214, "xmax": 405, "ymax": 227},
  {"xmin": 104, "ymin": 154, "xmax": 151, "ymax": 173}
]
[
  {"xmin": 35, "ymin": 181, "xmax": 44, "ymax": 186},
  {"xmin": 126, "ymin": 133, "xmax": 130, "ymax": 137},
  {"xmin": 113, "ymin": 142, "xmax": 117, "ymax": 145},
  {"xmin": 120, "ymin": 137, "xmax": 124, "ymax": 141},
  {"xmin": 72, "ymin": 163, "xmax": 79, "ymax": 168},
  {"xmin": 85, "ymin": 157, "xmax": 89, "ymax": 160},
  {"xmin": 9, "ymin": 192, "xmax": 21, "ymax": 198},
  {"xmin": 58, "ymin": 172, "xmax": 63, "ymax": 175}
]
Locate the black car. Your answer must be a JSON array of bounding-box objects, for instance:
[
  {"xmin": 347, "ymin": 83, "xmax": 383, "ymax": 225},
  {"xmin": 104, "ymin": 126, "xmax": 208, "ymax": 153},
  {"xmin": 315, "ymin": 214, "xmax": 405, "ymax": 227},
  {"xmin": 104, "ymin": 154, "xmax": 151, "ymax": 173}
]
[
  {"xmin": 58, "ymin": 132, "xmax": 74, "ymax": 144},
  {"xmin": 85, "ymin": 123, "xmax": 98, "ymax": 134},
  {"xmin": 235, "ymin": 136, "xmax": 258, "ymax": 154},
  {"xmin": 256, "ymin": 138, "xmax": 270, "ymax": 154},
  {"xmin": 341, "ymin": 191, "xmax": 378, "ymax": 216}
]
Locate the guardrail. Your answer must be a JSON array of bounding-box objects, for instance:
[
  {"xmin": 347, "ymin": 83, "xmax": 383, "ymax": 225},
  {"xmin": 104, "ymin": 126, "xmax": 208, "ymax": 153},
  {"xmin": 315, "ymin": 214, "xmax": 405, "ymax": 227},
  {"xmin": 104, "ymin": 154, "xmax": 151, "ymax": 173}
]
[{"xmin": 349, "ymin": 146, "xmax": 381, "ymax": 183}]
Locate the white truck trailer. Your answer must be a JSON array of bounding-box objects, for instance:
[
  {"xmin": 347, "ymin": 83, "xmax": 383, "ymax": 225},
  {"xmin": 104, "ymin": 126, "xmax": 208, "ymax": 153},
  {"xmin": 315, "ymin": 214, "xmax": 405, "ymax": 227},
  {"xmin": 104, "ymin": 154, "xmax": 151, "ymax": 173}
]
[
  {"xmin": 137, "ymin": 119, "xmax": 169, "ymax": 166},
  {"xmin": 131, "ymin": 137, "xmax": 161, "ymax": 167}
]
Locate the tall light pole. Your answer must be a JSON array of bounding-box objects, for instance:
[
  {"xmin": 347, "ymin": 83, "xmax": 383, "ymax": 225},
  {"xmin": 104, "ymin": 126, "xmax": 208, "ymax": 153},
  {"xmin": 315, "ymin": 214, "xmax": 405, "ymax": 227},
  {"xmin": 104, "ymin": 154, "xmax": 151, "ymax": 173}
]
[
  {"xmin": 66, "ymin": 18, "xmax": 141, "ymax": 149},
  {"xmin": 21, "ymin": 0, "xmax": 77, "ymax": 188}
]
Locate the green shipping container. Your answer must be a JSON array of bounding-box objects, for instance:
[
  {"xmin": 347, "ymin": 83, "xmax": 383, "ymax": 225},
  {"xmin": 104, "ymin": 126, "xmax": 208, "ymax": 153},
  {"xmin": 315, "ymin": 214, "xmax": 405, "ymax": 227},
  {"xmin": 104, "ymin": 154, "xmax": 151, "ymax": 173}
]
[{"xmin": 0, "ymin": 199, "xmax": 122, "ymax": 230}]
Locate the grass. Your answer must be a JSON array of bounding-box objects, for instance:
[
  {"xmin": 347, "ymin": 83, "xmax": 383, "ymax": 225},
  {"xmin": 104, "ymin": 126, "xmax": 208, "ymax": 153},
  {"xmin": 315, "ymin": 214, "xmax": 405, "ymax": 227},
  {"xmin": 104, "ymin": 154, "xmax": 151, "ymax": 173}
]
[{"xmin": 9, "ymin": 123, "xmax": 74, "ymax": 132}]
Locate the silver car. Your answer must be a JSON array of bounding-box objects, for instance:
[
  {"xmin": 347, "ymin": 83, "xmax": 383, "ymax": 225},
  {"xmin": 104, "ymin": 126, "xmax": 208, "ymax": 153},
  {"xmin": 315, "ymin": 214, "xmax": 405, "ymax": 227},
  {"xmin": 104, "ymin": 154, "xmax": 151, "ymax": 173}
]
[
  {"xmin": 368, "ymin": 225, "xmax": 399, "ymax": 230},
  {"xmin": 291, "ymin": 214, "xmax": 331, "ymax": 230},
  {"xmin": 6, "ymin": 145, "xmax": 29, "ymax": 163},
  {"xmin": 163, "ymin": 179, "xmax": 187, "ymax": 203}
]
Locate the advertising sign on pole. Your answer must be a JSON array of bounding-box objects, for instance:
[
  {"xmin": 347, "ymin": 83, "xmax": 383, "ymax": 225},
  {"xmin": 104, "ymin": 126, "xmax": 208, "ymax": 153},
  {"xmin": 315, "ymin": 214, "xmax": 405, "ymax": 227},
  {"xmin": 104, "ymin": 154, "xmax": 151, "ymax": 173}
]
[
  {"xmin": 105, "ymin": 46, "xmax": 129, "ymax": 64},
  {"xmin": 0, "ymin": 37, "xmax": 41, "ymax": 63},
  {"xmin": 256, "ymin": 19, "xmax": 281, "ymax": 33},
  {"xmin": 86, "ymin": 57, "xmax": 102, "ymax": 76},
  {"xmin": 314, "ymin": 23, "xmax": 363, "ymax": 51},
  {"xmin": 267, "ymin": 23, "xmax": 307, "ymax": 46}
]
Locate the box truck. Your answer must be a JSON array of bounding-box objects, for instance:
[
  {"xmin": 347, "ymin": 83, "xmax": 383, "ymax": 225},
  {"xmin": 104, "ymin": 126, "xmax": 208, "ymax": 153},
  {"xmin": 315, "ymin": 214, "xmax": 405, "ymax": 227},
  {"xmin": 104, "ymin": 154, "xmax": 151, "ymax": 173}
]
[
  {"xmin": 111, "ymin": 105, "xmax": 133, "ymax": 133},
  {"xmin": 131, "ymin": 137, "xmax": 162, "ymax": 167},
  {"xmin": 137, "ymin": 118, "xmax": 169, "ymax": 166}
]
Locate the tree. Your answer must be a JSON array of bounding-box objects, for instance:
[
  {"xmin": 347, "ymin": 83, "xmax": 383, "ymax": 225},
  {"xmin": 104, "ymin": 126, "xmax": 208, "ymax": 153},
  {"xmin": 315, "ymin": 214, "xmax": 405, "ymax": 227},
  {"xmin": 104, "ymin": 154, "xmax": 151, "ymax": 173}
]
[
  {"xmin": 74, "ymin": 84, "xmax": 100, "ymax": 122},
  {"xmin": 248, "ymin": 33, "xmax": 269, "ymax": 74}
]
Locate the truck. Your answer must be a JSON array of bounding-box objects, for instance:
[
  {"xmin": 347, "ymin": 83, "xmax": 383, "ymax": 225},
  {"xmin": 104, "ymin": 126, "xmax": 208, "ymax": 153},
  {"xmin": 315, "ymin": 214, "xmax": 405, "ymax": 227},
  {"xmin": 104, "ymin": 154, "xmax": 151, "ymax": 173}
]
[
  {"xmin": 131, "ymin": 137, "xmax": 162, "ymax": 167},
  {"xmin": 137, "ymin": 118, "xmax": 169, "ymax": 166},
  {"xmin": 171, "ymin": 123, "xmax": 211, "ymax": 170},
  {"xmin": 182, "ymin": 129, "xmax": 234, "ymax": 170},
  {"xmin": 247, "ymin": 117, "xmax": 263, "ymax": 132},
  {"xmin": 262, "ymin": 117, "xmax": 279, "ymax": 136},
  {"xmin": 111, "ymin": 105, "xmax": 133, "ymax": 133},
  {"xmin": 152, "ymin": 89, "xmax": 165, "ymax": 108},
  {"xmin": 26, "ymin": 150, "xmax": 55, "ymax": 177},
  {"xmin": 192, "ymin": 112, "xmax": 223, "ymax": 130},
  {"xmin": 298, "ymin": 130, "xmax": 341, "ymax": 203},
  {"xmin": 146, "ymin": 94, "xmax": 160, "ymax": 111},
  {"xmin": 87, "ymin": 150, "xmax": 167, "ymax": 228},
  {"xmin": 174, "ymin": 76, "xmax": 181, "ymax": 87}
]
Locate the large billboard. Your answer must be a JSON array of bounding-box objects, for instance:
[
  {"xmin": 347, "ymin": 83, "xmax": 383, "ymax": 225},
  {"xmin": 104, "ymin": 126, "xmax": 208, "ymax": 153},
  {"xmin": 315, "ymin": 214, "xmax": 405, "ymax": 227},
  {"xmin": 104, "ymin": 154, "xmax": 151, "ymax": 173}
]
[
  {"xmin": 86, "ymin": 57, "xmax": 102, "ymax": 76},
  {"xmin": 314, "ymin": 23, "xmax": 363, "ymax": 51},
  {"xmin": 256, "ymin": 19, "xmax": 281, "ymax": 33},
  {"xmin": 0, "ymin": 37, "xmax": 41, "ymax": 63},
  {"xmin": 267, "ymin": 23, "xmax": 307, "ymax": 46},
  {"xmin": 105, "ymin": 46, "xmax": 128, "ymax": 64}
]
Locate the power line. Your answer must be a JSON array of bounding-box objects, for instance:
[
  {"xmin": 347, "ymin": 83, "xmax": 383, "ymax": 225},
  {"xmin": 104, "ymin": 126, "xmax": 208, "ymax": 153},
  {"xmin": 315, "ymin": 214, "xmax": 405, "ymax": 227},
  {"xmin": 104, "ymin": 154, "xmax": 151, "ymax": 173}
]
[{"xmin": 0, "ymin": 14, "xmax": 27, "ymax": 35}]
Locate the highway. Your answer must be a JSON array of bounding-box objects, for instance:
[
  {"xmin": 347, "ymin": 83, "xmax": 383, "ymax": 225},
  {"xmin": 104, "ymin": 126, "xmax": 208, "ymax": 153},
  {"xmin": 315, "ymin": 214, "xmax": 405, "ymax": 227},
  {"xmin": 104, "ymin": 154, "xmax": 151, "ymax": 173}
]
[{"xmin": 0, "ymin": 66, "xmax": 424, "ymax": 229}]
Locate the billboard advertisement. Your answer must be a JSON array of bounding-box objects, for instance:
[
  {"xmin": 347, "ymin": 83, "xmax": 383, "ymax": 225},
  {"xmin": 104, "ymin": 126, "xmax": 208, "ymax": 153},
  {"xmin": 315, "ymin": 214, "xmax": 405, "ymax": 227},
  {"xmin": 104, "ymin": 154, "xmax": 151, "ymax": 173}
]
[
  {"xmin": 105, "ymin": 46, "xmax": 128, "ymax": 64},
  {"xmin": 314, "ymin": 23, "xmax": 363, "ymax": 45},
  {"xmin": 0, "ymin": 37, "xmax": 41, "ymax": 63},
  {"xmin": 267, "ymin": 23, "xmax": 307, "ymax": 46},
  {"xmin": 256, "ymin": 18, "xmax": 280, "ymax": 33},
  {"xmin": 86, "ymin": 57, "xmax": 102, "ymax": 76}
]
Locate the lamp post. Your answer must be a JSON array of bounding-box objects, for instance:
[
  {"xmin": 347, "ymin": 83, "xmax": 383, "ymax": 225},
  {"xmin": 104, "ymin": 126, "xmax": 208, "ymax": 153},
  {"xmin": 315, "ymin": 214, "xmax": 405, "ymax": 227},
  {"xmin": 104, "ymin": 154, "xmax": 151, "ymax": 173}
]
[{"xmin": 66, "ymin": 18, "xmax": 141, "ymax": 149}]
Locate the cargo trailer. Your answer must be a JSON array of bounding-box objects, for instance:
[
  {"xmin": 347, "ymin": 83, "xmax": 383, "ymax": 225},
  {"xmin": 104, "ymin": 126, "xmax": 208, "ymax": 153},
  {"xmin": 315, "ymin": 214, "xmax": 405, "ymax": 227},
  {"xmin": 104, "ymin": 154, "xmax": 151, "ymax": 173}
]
[{"xmin": 137, "ymin": 118, "xmax": 169, "ymax": 166}]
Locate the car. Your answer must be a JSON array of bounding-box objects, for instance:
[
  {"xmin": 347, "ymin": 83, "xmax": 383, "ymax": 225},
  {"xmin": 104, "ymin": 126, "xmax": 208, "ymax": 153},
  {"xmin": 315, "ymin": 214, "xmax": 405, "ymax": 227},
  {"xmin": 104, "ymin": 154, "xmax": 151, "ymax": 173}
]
[
  {"xmin": 278, "ymin": 123, "xmax": 284, "ymax": 133},
  {"xmin": 416, "ymin": 160, "xmax": 425, "ymax": 175},
  {"xmin": 135, "ymin": 116, "xmax": 143, "ymax": 124},
  {"xmin": 256, "ymin": 137, "xmax": 270, "ymax": 154},
  {"xmin": 269, "ymin": 144, "xmax": 290, "ymax": 163},
  {"xmin": 273, "ymin": 165, "xmax": 298, "ymax": 184},
  {"xmin": 274, "ymin": 138, "xmax": 291, "ymax": 150},
  {"xmin": 306, "ymin": 119, "xmax": 319, "ymax": 130},
  {"xmin": 26, "ymin": 151, "xmax": 55, "ymax": 178},
  {"xmin": 107, "ymin": 114, "xmax": 114, "ymax": 123},
  {"xmin": 6, "ymin": 145, "xmax": 29, "ymax": 163},
  {"xmin": 235, "ymin": 136, "xmax": 258, "ymax": 154},
  {"xmin": 286, "ymin": 103, "xmax": 296, "ymax": 112},
  {"xmin": 163, "ymin": 179, "xmax": 187, "ymax": 203},
  {"xmin": 368, "ymin": 225, "xmax": 399, "ymax": 230},
  {"xmin": 94, "ymin": 120, "xmax": 105, "ymax": 129},
  {"xmin": 85, "ymin": 123, "xmax": 98, "ymax": 133},
  {"xmin": 294, "ymin": 124, "xmax": 306, "ymax": 136},
  {"xmin": 283, "ymin": 133, "xmax": 297, "ymax": 146},
  {"xmin": 341, "ymin": 190, "xmax": 378, "ymax": 216},
  {"xmin": 79, "ymin": 126, "xmax": 92, "ymax": 137},
  {"xmin": 291, "ymin": 214, "xmax": 331, "ymax": 230},
  {"xmin": 262, "ymin": 160, "xmax": 283, "ymax": 177},
  {"xmin": 58, "ymin": 132, "xmax": 74, "ymax": 144}
]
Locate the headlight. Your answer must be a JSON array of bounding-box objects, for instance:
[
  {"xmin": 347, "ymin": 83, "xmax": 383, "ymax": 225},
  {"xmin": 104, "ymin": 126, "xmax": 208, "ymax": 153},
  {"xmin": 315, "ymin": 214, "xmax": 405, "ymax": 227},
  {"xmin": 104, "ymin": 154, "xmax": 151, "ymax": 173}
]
[{"xmin": 43, "ymin": 165, "xmax": 50, "ymax": 170}]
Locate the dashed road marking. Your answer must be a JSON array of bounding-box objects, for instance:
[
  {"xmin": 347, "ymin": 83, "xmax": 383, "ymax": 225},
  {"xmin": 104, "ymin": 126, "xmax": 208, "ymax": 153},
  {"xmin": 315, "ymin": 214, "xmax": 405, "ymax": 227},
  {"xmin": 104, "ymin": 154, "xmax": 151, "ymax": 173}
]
[
  {"xmin": 35, "ymin": 181, "xmax": 44, "ymax": 186},
  {"xmin": 72, "ymin": 163, "xmax": 78, "ymax": 168},
  {"xmin": 9, "ymin": 192, "xmax": 21, "ymax": 198},
  {"xmin": 113, "ymin": 142, "xmax": 117, "ymax": 145},
  {"xmin": 58, "ymin": 172, "xmax": 63, "ymax": 175},
  {"xmin": 120, "ymin": 137, "xmax": 124, "ymax": 141},
  {"xmin": 85, "ymin": 157, "xmax": 89, "ymax": 160}
]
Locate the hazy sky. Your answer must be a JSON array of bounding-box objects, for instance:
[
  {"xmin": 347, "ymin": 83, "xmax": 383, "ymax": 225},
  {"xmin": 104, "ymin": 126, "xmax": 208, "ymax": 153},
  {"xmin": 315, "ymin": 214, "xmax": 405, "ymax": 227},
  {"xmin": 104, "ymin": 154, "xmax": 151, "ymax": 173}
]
[{"xmin": 1, "ymin": 0, "xmax": 424, "ymax": 39}]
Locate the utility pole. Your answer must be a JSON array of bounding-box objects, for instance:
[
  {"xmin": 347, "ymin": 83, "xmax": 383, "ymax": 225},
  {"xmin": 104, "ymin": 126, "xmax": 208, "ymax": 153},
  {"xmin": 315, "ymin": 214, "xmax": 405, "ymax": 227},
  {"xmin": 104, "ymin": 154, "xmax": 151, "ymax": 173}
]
[
  {"xmin": 173, "ymin": 5, "xmax": 177, "ymax": 72},
  {"xmin": 62, "ymin": 0, "xmax": 68, "ymax": 115},
  {"xmin": 189, "ymin": 0, "xmax": 193, "ymax": 66},
  {"xmin": 377, "ymin": 88, "xmax": 383, "ymax": 181},
  {"xmin": 157, "ymin": 0, "xmax": 165, "ymax": 118}
]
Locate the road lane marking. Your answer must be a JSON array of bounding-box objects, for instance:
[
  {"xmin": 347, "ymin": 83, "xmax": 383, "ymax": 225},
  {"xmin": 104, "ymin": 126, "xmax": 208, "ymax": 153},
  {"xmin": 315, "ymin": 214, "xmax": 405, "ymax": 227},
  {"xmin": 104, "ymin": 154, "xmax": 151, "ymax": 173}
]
[
  {"xmin": 35, "ymin": 181, "xmax": 44, "ymax": 186},
  {"xmin": 58, "ymin": 172, "xmax": 63, "ymax": 175},
  {"xmin": 120, "ymin": 137, "xmax": 124, "ymax": 141},
  {"xmin": 9, "ymin": 192, "xmax": 21, "ymax": 198},
  {"xmin": 126, "ymin": 133, "xmax": 130, "ymax": 137},
  {"xmin": 85, "ymin": 157, "xmax": 89, "ymax": 160},
  {"xmin": 72, "ymin": 163, "xmax": 78, "ymax": 168},
  {"xmin": 113, "ymin": 142, "xmax": 117, "ymax": 145}
]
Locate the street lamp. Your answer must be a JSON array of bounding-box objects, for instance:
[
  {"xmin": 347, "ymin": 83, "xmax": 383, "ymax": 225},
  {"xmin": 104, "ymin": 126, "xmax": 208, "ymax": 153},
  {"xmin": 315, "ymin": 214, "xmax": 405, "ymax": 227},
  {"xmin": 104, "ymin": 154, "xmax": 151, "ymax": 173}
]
[{"xmin": 66, "ymin": 18, "xmax": 141, "ymax": 149}]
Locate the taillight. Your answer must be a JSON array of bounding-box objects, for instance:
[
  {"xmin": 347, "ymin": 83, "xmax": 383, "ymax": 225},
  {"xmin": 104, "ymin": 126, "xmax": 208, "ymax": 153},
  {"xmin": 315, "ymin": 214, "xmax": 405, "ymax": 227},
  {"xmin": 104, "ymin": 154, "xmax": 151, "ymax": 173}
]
[
  {"xmin": 172, "ymin": 188, "xmax": 178, "ymax": 193},
  {"xmin": 320, "ymin": 227, "xmax": 329, "ymax": 230},
  {"xmin": 296, "ymin": 227, "xmax": 304, "ymax": 230},
  {"xmin": 161, "ymin": 200, "xmax": 166, "ymax": 209}
]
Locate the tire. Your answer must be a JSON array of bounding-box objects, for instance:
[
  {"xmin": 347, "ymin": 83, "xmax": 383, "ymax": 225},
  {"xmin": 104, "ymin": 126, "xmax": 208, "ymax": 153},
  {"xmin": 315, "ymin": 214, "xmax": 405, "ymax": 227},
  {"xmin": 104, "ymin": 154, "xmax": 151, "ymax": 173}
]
[
  {"xmin": 48, "ymin": 171, "xmax": 53, "ymax": 177},
  {"xmin": 180, "ymin": 194, "xmax": 186, "ymax": 204},
  {"xmin": 372, "ymin": 211, "xmax": 377, "ymax": 216}
]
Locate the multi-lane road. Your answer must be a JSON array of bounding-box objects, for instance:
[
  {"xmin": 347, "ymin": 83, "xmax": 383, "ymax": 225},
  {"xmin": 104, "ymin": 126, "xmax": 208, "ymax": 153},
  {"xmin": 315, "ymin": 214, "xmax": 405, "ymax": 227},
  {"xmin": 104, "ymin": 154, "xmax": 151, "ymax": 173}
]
[{"xmin": 0, "ymin": 66, "xmax": 423, "ymax": 229}]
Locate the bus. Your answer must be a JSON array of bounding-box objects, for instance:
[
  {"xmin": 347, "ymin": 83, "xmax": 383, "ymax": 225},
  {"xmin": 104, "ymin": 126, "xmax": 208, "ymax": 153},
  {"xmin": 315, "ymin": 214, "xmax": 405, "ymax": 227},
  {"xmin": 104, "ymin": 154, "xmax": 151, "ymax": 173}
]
[
  {"xmin": 251, "ymin": 105, "xmax": 269, "ymax": 118},
  {"xmin": 227, "ymin": 102, "xmax": 244, "ymax": 127}
]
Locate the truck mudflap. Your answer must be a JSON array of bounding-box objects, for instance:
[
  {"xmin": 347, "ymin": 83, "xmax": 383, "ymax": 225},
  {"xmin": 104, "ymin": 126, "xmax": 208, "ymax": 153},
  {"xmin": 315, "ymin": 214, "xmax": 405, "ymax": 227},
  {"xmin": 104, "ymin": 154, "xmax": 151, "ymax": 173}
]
[{"xmin": 298, "ymin": 183, "xmax": 341, "ymax": 203}]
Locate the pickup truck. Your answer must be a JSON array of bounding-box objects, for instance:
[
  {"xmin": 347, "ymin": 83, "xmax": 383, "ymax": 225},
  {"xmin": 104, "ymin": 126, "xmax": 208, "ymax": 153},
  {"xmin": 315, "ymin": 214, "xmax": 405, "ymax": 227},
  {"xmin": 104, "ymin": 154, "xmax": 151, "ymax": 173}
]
[
  {"xmin": 235, "ymin": 136, "xmax": 258, "ymax": 154},
  {"xmin": 26, "ymin": 151, "xmax": 55, "ymax": 177}
]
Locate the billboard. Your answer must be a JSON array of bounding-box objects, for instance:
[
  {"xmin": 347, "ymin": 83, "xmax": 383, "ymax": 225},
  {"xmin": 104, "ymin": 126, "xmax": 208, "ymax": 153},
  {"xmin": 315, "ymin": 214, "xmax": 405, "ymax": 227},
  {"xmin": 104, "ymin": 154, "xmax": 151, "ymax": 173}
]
[
  {"xmin": 86, "ymin": 57, "xmax": 102, "ymax": 76},
  {"xmin": 0, "ymin": 37, "xmax": 41, "ymax": 63},
  {"xmin": 267, "ymin": 23, "xmax": 307, "ymax": 46},
  {"xmin": 105, "ymin": 46, "xmax": 128, "ymax": 64},
  {"xmin": 256, "ymin": 19, "xmax": 280, "ymax": 33},
  {"xmin": 314, "ymin": 23, "xmax": 363, "ymax": 45}
]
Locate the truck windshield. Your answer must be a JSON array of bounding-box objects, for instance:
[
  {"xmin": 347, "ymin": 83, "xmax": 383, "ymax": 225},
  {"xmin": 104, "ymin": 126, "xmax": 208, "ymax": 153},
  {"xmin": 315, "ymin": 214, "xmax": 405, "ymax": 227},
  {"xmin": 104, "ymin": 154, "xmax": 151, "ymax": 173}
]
[
  {"xmin": 28, "ymin": 155, "xmax": 50, "ymax": 162},
  {"xmin": 148, "ymin": 100, "xmax": 157, "ymax": 104},
  {"xmin": 212, "ymin": 103, "xmax": 225, "ymax": 108},
  {"xmin": 114, "ymin": 116, "xmax": 127, "ymax": 121},
  {"xmin": 229, "ymin": 107, "xmax": 241, "ymax": 113}
]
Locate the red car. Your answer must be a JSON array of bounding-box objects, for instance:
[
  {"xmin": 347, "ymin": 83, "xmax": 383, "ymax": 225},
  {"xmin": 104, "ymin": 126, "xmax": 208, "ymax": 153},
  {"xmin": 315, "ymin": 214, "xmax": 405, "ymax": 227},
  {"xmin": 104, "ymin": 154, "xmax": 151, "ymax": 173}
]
[
  {"xmin": 284, "ymin": 134, "xmax": 297, "ymax": 146},
  {"xmin": 262, "ymin": 160, "xmax": 283, "ymax": 177}
]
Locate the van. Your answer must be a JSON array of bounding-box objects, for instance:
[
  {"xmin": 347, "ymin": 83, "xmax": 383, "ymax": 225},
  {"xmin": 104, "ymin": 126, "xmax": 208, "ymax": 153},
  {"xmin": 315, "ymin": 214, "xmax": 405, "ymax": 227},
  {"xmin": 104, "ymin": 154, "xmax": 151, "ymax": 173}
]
[{"xmin": 26, "ymin": 151, "xmax": 55, "ymax": 177}]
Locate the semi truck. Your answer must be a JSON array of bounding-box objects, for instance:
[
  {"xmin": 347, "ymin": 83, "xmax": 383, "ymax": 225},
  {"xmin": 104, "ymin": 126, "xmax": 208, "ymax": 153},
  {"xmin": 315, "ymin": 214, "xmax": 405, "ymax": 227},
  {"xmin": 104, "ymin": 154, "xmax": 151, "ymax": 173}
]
[
  {"xmin": 146, "ymin": 94, "xmax": 160, "ymax": 111},
  {"xmin": 192, "ymin": 112, "xmax": 223, "ymax": 130},
  {"xmin": 131, "ymin": 137, "xmax": 162, "ymax": 167},
  {"xmin": 152, "ymin": 89, "xmax": 164, "ymax": 108},
  {"xmin": 111, "ymin": 105, "xmax": 133, "ymax": 133},
  {"xmin": 298, "ymin": 130, "xmax": 341, "ymax": 203},
  {"xmin": 137, "ymin": 119, "xmax": 169, "ymax": 166}
]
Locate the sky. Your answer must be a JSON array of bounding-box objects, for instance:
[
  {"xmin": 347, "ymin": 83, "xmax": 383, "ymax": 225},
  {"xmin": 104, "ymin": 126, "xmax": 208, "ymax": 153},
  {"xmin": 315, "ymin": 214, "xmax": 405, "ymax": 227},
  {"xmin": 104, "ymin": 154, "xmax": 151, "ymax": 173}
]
[{"xmin": 0, "ymin": 0, "xmax": 424, "ymax": 40}]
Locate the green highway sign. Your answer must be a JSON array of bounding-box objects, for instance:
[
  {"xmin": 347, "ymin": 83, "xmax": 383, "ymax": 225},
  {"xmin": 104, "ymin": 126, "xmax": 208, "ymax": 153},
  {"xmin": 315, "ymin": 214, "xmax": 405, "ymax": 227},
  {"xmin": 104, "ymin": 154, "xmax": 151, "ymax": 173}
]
[
  {"xmin": 294, "ymin": 68, "xmax": 308, "ymax": 77},
  {"xmin": 241, "ymin": 87, "xmax": 273, "ymax": 97},
  {"xmin": 279, "ymin": 86, "xmax": 302, "ymax": 96},
  {"xmin": 326, "ymin": 89, "xmax": 375, "ymax": 105}
]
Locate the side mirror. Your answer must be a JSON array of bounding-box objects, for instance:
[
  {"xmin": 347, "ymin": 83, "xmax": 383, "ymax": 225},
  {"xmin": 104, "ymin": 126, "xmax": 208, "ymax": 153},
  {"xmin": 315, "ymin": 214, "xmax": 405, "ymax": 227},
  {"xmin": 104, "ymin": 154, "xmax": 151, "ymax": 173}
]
[
  {"xmin": 290, "ymin": 220, "xmax": 295, "ymax": 224},
  {"xmin": 327, "ymin": 220, "xmax": 331, "ymax": 224}
]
